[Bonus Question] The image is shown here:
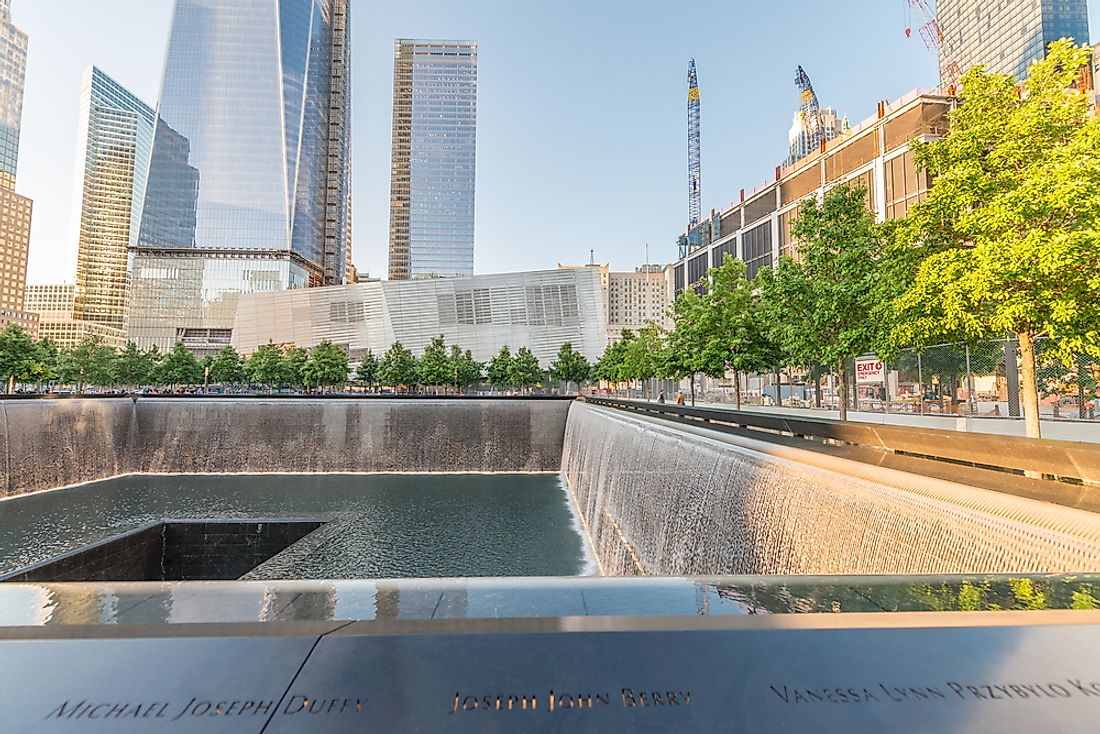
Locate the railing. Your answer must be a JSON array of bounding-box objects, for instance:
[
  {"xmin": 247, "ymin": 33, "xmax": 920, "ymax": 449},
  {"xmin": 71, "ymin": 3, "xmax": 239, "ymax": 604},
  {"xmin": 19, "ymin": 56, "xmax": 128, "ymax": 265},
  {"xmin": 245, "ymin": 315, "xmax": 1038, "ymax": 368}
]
[{"xmin": 585, "ymin": 397, "xmax": 1100, "ymax": 487}]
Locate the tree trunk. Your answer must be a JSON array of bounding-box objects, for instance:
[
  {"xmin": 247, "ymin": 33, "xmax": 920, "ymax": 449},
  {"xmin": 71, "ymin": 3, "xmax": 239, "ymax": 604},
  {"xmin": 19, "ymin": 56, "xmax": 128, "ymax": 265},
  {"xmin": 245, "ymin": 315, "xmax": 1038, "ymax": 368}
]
[
  {"xmin": 1078, "ymin": 364, "xmax": 1087, "ymax": 420},
  {"xmin": 734, "ymin": 371, "xmax": 742, "ymax": 412},
  {"xmin": 773, "ymin": 367, "xmax": 782, "ymax": 407},
  {"xmin": 814, "ymin": 369, "xmax": 822, "ymax": 408},
  {"xmin": 838, "ymin": 361, "xmax": 849, "ymax": 422},
  {"xmin": 689, "ymin": 374, "xmax": 696, "ymax": 406},
  {"xmin": 1018, "ymin": 332, "xmax": 1042, "ymax": 439}
]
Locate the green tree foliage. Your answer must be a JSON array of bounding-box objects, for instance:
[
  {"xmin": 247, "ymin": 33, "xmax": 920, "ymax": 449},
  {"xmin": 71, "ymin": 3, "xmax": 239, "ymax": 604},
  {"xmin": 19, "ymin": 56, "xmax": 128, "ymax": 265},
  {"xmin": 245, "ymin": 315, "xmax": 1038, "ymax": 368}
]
[
  {"xmin": 0, "ymin": 324, "xmax": 36, "ymax": 390},
  {"xmin": 280, "ymin": 346, "xmax": 309, "ymax": 389},
  {"xmin": 756, "ymin": 182, "xmax": 888, "ymax": 420},
  {"xmin": 158, "ymin": 341, "xmax": 202, "ymax": 387},
  {"xmin": 356, "ymin": 350, "xmax": 379, "ymax": 389},
  {"xmin": 64, "ymin": 335, "xmax": 117, "ymax": 387},
  {"xmin": 624, "ymin": 322, "xmax": 666, "ymax": 395},
  {"xmin": 448, "ymin": 344, "xmax": 482, "ymax": 391},
  {"xmin": 210, "ymin": 345, "xmax": 246, "ymax": 386},
  {"xmin": 663, "ymin": 290, "xmax": 723, "ymax": 405},
  {"xmin": 486, "ymin": 345, "xmax": 513, "ymax": 389},
  {"xmin": 303, "ymin": 340, "xmax": 348, "ymax": 390},
  {"xmin": 549, "ymin": 342, "xmax": 591, "ymax": 391},
  {"xmin": 113, "ymin": 341, "xmax": 157, "ymax": 387},
  {"xmin": 378, "ymin": 341, "xmax": 418, "ymax": 390},
  {"xmin": 594, "ymin": 330, "xmax": 633, "ymax": 385},
  {"xmin": 28, "ymin": 337, "xmax": 60, "ymax": 386},
  {"xmin": 509, "ymin": 346, "xmax": 542, "ymax": 392},
  {"xmin": 246, "ymin": 343, "xmax": 284, "ymax": 388},
  {"xmin": 417, "ymin": 335, "xmax": 451, "ymax": 389},
  {"xmin": 893, "ymin": 41, "xmax": 1100, "ymax": 437},
  {"xmin": 698, "ymin": 255, "xmax": 780, "ymax": 409}
]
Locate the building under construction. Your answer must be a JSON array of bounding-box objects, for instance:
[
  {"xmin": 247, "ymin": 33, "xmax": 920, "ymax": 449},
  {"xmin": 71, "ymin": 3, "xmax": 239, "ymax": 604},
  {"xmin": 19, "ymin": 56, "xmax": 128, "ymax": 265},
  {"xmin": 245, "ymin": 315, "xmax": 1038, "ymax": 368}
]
[{"xmin": 671, "ymin": 89, "xmax": 953, "ymax": 295}]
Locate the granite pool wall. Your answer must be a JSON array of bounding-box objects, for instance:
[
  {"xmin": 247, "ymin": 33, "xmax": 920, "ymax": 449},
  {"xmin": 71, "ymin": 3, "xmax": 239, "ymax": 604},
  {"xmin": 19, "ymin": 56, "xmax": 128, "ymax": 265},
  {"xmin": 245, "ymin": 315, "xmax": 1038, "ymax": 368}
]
[
  {"xmin": 1, "ymin": 398, "xmax": 570, "ymax": 498},
  {"xmin": 560, "ymin": 402, "xmax": 1100, "ymax": 576}
]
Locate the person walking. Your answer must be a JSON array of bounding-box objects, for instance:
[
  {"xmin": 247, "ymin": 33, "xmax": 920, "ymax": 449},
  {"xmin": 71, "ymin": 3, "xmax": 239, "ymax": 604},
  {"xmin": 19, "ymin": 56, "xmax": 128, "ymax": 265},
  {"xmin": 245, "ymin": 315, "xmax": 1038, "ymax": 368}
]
[
  {"xmin": 675, "ymin": 391, "xmax": 685, "ymax": 406},
  {"xmin": 656, "ymin": 390, "xmax": 666, "ymax": 404}
]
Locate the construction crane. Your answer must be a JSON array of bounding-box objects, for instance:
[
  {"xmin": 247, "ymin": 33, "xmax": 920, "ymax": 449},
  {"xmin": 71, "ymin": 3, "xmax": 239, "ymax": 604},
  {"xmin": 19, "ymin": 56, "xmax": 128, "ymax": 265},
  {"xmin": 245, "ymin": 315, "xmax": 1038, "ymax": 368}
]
[
  {"xmin": 794, "ymin": 65, "xmax": 825, "ymax": 153},
  {"xmin": 905, "ymin": 0, "xmax": 961, "ymax": 91},
  {"xmin": 687, "ymin": 59, "xmax": 701, "ymax": 229}
]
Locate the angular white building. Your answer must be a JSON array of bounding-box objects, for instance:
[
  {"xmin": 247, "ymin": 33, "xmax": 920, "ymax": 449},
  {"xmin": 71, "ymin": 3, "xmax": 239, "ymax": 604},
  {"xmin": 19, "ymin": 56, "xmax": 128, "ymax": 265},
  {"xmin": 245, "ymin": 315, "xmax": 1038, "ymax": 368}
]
[{"xmin": 232, "ymin": 268, "xmax": 607, "ymax": 367}]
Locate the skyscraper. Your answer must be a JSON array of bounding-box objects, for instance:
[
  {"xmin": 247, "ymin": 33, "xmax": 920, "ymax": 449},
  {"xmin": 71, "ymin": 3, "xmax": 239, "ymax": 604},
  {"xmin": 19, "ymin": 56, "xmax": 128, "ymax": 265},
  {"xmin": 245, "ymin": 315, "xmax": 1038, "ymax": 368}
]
[
  {"xmin": 388, "ymin": 39, "xmax": 477, "ymax": 281},
  {"xmin": 785, "ymin": 107, "xmax": 848, "ymax": 168},
  {"xmin": 0, "ymin": 0, "xmax": 32, "ymax": 326},
  {"xmin": 129, "ymin": 0, "xmax": 351, "ymax": 351},
  {"xmin": 72, "ymin": 67, "xmax": 155, "ymax": 330},
  {"xmin": 938, "ymin": 0, "xmax": 1090, "ymax": 83}
]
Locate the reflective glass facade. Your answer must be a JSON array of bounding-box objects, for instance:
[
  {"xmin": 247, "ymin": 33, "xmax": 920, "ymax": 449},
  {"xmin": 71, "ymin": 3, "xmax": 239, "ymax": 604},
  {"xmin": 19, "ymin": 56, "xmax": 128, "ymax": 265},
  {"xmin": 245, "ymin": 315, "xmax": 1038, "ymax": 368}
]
[
  {"xmin": 72, "ymin": 67, "xmax": 155, "ymax": 329},
  {"xmin": 939, "ymin": 0, "xmax": 1090, "ymax": 82},
  {"xmin": 0, "ymin": 0, "xmax": 26, "ymax": 192},
  {"xmin": 389, "ymin": 40, "xmax": 477, "ymax": 280},
  {"xmin": 131, "ymin": 0, "xmax": 351, "ymax": 350},
  {"xmin": 0, "ymin": 0, "xmax": 30, "ymax": 314}
]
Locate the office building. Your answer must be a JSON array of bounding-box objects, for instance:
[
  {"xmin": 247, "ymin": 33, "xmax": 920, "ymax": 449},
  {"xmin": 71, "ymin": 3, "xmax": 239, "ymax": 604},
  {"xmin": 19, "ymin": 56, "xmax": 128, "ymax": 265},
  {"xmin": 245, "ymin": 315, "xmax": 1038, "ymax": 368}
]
[
  {"xmin": 558, "ymin": 261, "xmax": 671, "ymax": 341},
  {"xmin": 938, "ymin": 0, "xmax": 1090, "ymax": 82},
  {"xmin": 233, "ymin": 267, "xmax": 607, "ymax": 367},
  {"xmin": 72, "ymin": 67, "xmax": 155, "ymax": 330},
  {"xmin": 672, "ymin": 90, "xmax": 953, "ymax": 294},
  {"xmin": 388, "ymin": 39, "xmax": 478, "ymax": 280},
  {"xmin": 24, "ymin": 283, "xmax": 126, "ymax": 350},
  {"xmin": 129, "ymin": 0, "xmax": 352, "ymax": 352},
  {"xmin": 0, "ymin": 0, "xmax": 32, "ymax": 329},
  {"xmin": 786, "ymin": 107, "xmax": 848, "ymax": 168}
]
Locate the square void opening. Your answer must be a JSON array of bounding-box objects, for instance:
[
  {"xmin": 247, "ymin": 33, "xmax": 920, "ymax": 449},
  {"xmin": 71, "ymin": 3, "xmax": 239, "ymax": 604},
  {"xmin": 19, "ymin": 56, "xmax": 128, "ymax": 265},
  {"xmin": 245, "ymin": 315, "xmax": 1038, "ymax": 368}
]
[{"xmin": 0, "ymin": 520, "xmax": 325, "ymax": 582}]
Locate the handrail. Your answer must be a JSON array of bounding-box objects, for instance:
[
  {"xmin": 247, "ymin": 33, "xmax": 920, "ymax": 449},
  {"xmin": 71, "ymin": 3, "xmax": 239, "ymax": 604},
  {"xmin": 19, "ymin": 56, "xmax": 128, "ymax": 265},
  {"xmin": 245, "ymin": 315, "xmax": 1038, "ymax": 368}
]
[{"xmin": 585, "ymin": 397, "xmax": 1100, "ymax": 487}]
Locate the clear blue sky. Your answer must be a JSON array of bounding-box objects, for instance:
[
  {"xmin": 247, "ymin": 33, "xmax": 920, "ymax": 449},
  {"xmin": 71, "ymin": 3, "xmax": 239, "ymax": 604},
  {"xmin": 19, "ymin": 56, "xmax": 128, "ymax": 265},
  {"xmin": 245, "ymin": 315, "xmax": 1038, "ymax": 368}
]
[{"xmin": 16, "ymin": 1, "xmax": 1100, "ymax": 284}]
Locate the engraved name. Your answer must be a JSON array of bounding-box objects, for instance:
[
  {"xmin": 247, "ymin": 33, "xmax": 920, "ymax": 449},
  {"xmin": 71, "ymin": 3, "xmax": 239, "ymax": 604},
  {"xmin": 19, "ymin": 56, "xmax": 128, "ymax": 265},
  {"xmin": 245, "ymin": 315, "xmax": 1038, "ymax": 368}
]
[{"xmin": 449, "ymin": 688, "xmax": 691, "ymax": 714}]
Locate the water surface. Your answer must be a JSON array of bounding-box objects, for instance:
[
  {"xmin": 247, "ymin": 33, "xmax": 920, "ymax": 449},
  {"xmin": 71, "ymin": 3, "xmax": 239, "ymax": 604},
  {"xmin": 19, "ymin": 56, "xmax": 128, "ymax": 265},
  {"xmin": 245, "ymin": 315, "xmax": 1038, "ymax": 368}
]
[{"xmin": 0, "ymin": 474, "xmax": 590, "ymax": 579}]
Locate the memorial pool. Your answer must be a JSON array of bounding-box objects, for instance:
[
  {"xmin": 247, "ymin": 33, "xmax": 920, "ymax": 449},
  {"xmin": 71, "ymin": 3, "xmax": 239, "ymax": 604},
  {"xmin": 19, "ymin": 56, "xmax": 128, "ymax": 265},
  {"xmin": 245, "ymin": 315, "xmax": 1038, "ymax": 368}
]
[{"xmin": 0, "ymin": 473, "xmax": 593, "ymax": 579}]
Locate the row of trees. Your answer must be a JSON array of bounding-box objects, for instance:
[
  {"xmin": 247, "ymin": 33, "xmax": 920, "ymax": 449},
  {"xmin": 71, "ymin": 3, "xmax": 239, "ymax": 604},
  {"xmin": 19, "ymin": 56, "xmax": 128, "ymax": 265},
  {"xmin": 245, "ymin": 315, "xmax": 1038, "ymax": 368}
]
[
  {"xmin": 595, "ymin": 41, "xmax": 1100, "ymax": 437},
  {"xmin": 0, "ymin": 325, "xmax": 595, "ymax": 395},
  {"xmin": 0, "ymin": 330, "xmax": 352, "ymax": 391}
]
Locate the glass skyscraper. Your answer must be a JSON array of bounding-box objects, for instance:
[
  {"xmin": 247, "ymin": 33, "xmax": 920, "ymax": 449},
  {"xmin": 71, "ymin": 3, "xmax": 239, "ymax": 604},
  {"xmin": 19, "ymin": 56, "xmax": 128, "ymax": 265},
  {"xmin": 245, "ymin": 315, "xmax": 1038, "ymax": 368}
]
[
  {"xmin": 0, "ymin": 0, "xmax": 31, "ymax": 320},
  {"xmin": 129, "ymin": 0, "xmax": 351, "ymax": 351},
  {"xmin": 938, "ymin": 0, "xmax": 1091, "ymax": 83},
  {"xmin": 72, "ymin": 67, "xmax": 155, "ymax": 330},
  {"xmin": 389, "ymin": 39, "xmax": 477, "ymax": 281}
]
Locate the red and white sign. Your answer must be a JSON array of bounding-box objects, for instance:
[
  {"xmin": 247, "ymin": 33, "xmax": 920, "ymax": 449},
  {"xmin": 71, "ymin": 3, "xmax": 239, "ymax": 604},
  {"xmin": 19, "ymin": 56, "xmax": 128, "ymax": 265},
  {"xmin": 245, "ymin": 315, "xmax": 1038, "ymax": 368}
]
[{"xmin": 855, "ymin": 358, "xmax": 885, "ymax": 384}]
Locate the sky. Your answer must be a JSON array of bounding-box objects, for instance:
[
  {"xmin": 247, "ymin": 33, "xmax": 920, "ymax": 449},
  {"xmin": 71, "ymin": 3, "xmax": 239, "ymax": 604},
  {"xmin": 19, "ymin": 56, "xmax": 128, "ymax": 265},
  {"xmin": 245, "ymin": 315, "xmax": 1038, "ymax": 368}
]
[{"xmin": 14, "ymin": 0, "xmax": 1100, "ymax": 285}]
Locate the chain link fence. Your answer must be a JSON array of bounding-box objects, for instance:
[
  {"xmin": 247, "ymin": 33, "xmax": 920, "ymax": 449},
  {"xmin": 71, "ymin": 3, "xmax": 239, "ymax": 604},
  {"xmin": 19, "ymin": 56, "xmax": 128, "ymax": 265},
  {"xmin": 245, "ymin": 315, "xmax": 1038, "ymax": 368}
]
[{"xmin": 691, "ymin": 338, "xmax": 1099, "ymax": 424}]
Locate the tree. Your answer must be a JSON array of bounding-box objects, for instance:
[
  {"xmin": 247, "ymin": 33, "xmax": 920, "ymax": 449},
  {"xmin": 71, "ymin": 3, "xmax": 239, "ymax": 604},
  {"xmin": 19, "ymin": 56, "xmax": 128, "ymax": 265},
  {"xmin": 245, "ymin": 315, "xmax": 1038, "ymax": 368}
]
[
  {"xmin": 378, "ymin": 341, "xmax": 418, "ymax": 390},
  {"xmin": 114, "ymin": 341, "xmax": 156, "ymax": 388},
  {"xmin": 210, "ymin": 345, "xmax": 246, "ymax": 386},
  {"xmin": 663, "ymin": 289, "xmax": 724, "ymax": 405},
  {"xmin": 0, "ymin": 324, "xmax": 36, "ymax": 391},
  {"xmin": 356, "ymin": 350, "xmax": 379, "ymax": 390},
  {"xmin": 246, "ymin": 343, "xmax": 283, "ymax": 389},
  {"xmin": 280, "ymin": 346, "xmax": 309, "ymax": 389},
  {"xmin": 701, "ymin": 255, "xmax": 781, "ymax": 411},
  {"xmin": 158, "ymin": 341, "xmax": 202, "ymax": 387},
  {"xmin": 64, "ymin": 335, "xmax": 117, "ymax": 388},
  {"xmin": 448, "ymin": 344, "xmax": 482, "ymax": 392},
  {"xmin": 756, "ymin": 182, "xmax": 888, "ymax": 421},
  {"xmin": 486, "ymin": 346, "xmax": 514, "ymax": 390},
  {"xmin": 417, "ymin": 335, "xmax": 451, "ymax": 390},
  {"xmin": 594, "ymin": 330, "xmax": 633, "ymax": 387},
  {"xmin": 28, "ymin": 337, "xmax": 61, "ymax": 387},
  {"xmin": 303, "ymin": 340, "xmax": 348, "ymax": 391},
  {"xmin": 550, "ymin": 342, "xmax": 591, "ymax": 393},
  {"xmin": 892, "ymin": 41, "xmax": 1100, "ymax": 438},
  {"xmin": 510, "ymin": 346, "xmax": 543, "ymax": 393}
]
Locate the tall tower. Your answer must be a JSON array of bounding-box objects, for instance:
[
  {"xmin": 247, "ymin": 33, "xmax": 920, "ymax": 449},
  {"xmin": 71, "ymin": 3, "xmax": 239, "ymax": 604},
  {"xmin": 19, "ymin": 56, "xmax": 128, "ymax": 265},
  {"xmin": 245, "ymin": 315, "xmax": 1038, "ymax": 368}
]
[
  {"xmin": 936, "ymin": 0, "xmax": 1090, "ymax": 82},
  {"xmin": 0, "ymin": 0, "xmax": 32, "ymax": 321},
  {"xmin": 687, "ymin": 59, "xmax": 701, "ymax": 229},
  {"xmin": 129, "ymin": 0, "xmax": 352, "ymax": 352},
  {"xmin": 388, "ymin": 39, "xmax": 478, "ymax": 281},
  {"xmin": 72, "ymin": 67, "xmax": 155, "ymax": 330}
]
